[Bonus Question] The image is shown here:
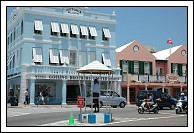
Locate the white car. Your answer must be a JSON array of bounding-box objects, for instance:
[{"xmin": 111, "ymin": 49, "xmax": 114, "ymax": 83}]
[{"xmin": 86, "ymin": 90, "xmax": 127, "ymax": 108}]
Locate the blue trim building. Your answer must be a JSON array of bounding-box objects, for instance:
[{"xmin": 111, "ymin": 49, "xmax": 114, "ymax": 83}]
[{"xmin": 7, "ymin": 7, "xmax": 121, "ymax": 105}]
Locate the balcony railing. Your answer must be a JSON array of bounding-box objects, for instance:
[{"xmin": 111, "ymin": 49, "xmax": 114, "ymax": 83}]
[{"xmin": 128, "ymin": 74, "xmax": 187, "ymax": 84}]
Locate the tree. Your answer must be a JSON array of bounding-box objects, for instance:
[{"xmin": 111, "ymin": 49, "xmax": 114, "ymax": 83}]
[{"xmin": 144, "ymin": 45, "xmax": 157, "ymax": 53}]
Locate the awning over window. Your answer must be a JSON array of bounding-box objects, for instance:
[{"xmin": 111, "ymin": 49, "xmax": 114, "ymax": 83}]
[
  {"xmin": 34, "ymin": 20, "xmax": 43, "ymax": 31},
  {"xmin": 59, "ymin": 49, "xmax": 69, "ymax": 65},
  {"xmin": 32, "ymin": 47, "xmax": 42, "ymax": 62},
  {"xmin": 70, "ymin": 24, "xmax": 79, "ymax": 35},
  {"xmin": 80, "ymin": 25, "xmax": 88, "ymax": 36},
  {"xmin": 51, "ymin": 22, "xmax": 60, "ymax": 32},
  {"xmin": 49, "ymin": 49, "xmax": 59, "ymax": 63},
  {"xmin": 102, "ymin": 28, "xmax": 111, "ymax": 38},
  {"xmin": 61, "ymin": 23, "xmax": 69, "ymax": 33},
  {"xmin": 89, "ymin": 26, "xmax": 97, "ymax": 36},
  {"xmin": 102, "ymin": 53, "xmax": 111, "ymax": 67}
]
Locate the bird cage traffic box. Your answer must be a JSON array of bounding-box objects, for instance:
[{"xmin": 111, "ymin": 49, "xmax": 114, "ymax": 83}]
[{"xmin": 77, "ymin": 60, "xmax": 113, "ymax": 124}]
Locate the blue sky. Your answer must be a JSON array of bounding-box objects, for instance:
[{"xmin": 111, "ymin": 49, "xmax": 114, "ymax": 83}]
[{"xmin": 7, "ymin": 6, "xmax": 187, "ymax": 51}]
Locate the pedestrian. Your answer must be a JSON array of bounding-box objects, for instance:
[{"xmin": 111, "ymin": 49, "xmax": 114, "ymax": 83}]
[
  {"xmin": 93, "ymin": 78, "xmax": 100, "ymax": 113},
  {"xmin": 24, "ymin": 89, "xmax": 29, "ymax": 105},
  {"xmin": 39, "ymin": 91, "xmax": 45, "ymax": 105}
]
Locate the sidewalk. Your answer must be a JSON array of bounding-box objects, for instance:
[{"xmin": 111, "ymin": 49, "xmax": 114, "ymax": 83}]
[{"xmin": 7, "ymin": 103, "xmax": 78, "ymax": 109}]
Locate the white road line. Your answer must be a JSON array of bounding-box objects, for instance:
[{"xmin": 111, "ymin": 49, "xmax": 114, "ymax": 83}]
[
  {"xmin": 39, "ymin": 114, "xmax": 186, "ymax": 126},
  {"xmin": 7, "ymin": 111, "xmax": 31, "ymax": 117}
]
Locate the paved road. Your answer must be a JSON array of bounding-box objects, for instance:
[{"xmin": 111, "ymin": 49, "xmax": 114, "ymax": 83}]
[{"xmin": 7, "ymin": 104, "xmax": 188, "ymax": 127}]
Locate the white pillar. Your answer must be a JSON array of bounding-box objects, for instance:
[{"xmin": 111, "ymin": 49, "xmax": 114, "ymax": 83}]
[
  {"xmin": 29, "ymin": 78, "xmax": 35, "ymax": 106},
  {"xmin": 127, "ymin": 87, "xmax": 130, "ymax": 104},
  {"xmin": 61, "ymin": 79, "xmax": 67, "ymax": 106}
]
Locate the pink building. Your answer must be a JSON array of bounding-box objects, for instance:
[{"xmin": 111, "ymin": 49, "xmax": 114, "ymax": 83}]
[{"xmin": 116, "ymin": 40, "xmax": 187, "ymax": 104}]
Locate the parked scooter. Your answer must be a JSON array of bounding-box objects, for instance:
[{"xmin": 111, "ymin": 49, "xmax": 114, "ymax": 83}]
[
  {"xmin": 138, "ymin": 98, "xmax": 160, "ymax": 114},
  {"xmin": 175, "ymin": 99, "xmax": 187, "ymax": 114}
]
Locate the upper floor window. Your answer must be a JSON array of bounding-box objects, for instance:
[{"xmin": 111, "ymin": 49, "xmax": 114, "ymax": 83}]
[
  {"xmin": 49, "ymin": 48, "xmax": 59, "ymax": 64},
  {"xmin": 172, "ymin": 63, "xmax": 178, "ymax": 75},
  {"xmin": 21, "ymin": 21, "xmax": 23, "ymax": 35},
  {"xmin": 34, "ymin": 20, "xmax": 43, "ymax": 35},
  {"xmin": 134, "ymin": 61, "xmax": 139, "ymax": 74},
  {"xmin": 79, "ymin": 51, "xmax": 86, "ymax": 67},
  {"xmin": 144, "ymin": 62, "xmax": 150, "ymax": 75},
  {"xmin": 102, "ymin": 53, "xmax": 111, "ymax": 67},
  {"xmin": 102, "ymin": 28, "xmax": 111, "ymax": 41},
  {"xmin": 70, "ymin": 24, "xmax": 79, "ymax": 38},
  {"xmin": 88, "ymin": 51, "xmax": 96, "ymax": 64},
  {"xmin": 32, "ymin": 47, "xmax": 42, "ymax": 64},
  {"xmin": 60, "ymin": 23, "xmax": 69, "ymax": 37},
  {"xmin": 59, "ymin": 49, "xmax": 69, "ymax": 66},
  {"xmin": 14, "ymin": 28, "xmax": 16, "ymax": 41},
  {"xmin": 69, "ymin": 50, "xmax": 77, "ymax": 66},
  {"xmin": 122, "ymin": 60, "xmax": 128, "ymax": 73},
  {"xmin": 182, "ymin": 64, "xmax": 187, "ymax": 76},
  {"xmin": 88, "ymin": 26, "xmax": 97, "ymax": 40},
  {"xmin": 80, "ymin": 25, "xmax": 88, "ymax": 39},
  {"xmin": 50, "ymin": 22, "xmax": 60, "ymax": 36}
]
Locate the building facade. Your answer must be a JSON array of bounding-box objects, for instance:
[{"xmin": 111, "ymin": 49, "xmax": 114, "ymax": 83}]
[
  {"xmin": 116, "ymin": 40, "xmax": 187, "ymax": 104},
  {"xmin": 7, "ymin": 7, "xmax": 121, "ymax": 105}
]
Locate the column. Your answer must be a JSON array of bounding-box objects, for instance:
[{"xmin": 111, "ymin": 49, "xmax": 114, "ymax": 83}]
[
  {"xmin": 180, "ymin": 86, "xmax": 183, "ymax": 92},
  {"xmin": 117, "ymin": 80, "xmax": 121, "ymax": 95},
  {"xmin": 145, "ymin": 85, "xmax": 147, "ymax": 90},
  {"xmin": 127, "ymin": 86, "xmax": 130, "ymax": 105},
  {"xmin": 162, "ymin": 86, "xmax": 165, "ymax": 93},
  {"xmin": 61, "ymin": 79, "xmax": 67, "ymax": 106},
  {"xmin": 29, "ymin": 78, "xmax": 35, "ymax": 106}
]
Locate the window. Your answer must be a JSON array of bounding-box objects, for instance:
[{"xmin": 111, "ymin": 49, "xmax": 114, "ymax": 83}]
[
  {"xmin": 182, "ymin": 64, "xmax": 187, "ymax": 76},
  {"xmin": 102, "ymin": 28, "xmax": 111, "ymax": 41},
  {"xmin": 144, "ymin": 62, "xmax": 150, "ymax": 74},
  {"xmin": 122, "ymin": 61, "xmax": 128, "ymax": 73},
  {"xmin": 69, "ymin": 50, "xmax": 77, "ymax": 66},
  {"xmin": 70, "ymin": 24, "xmax": 79, "ymax": 38},
  {"xmin": 102, "ymin": 53, "xmax": 111, "ymax": 67},
  {"xmin": 34, "ymin": 20, "xmax": 43, "ymax": 35},
  {"xmin": 12, "ymin": 55, "xmax": 15, "ymax": 68},
  {"xmin": 10, "ymin": 32, "xmax": 12, "ymax": 44},
  {"xmin": 79, "ymin": 51, "xmax": 86, "ymax": 67},
  {"xmin": 14, "ymin": 28, "xmax": 16, "ymax": 41},
  {"xmin": 32, "ymin": 47, "xmax": 42, "ymax": 63},
  {"xmin": 134, "ymin": 61, "xmax": 139, "ymax": 74},
  {"xmin": 21, "ymin": 20, "xmax": 23, "ymax": 35},
  {"xmin": 80, "ymin": 25, "xmax": 88, "ymax": 39},
  {"xmin": 172, "ymin": 63, "xmax": 178, "ymax": 75},
  {"xmin": 60, "ymin": 23, "xmax": 69, "ymax": 37},
  {"xmin": 59, "ymin": 49, "xmax": 69, "ymax": 65},
  {"xmin": 50, "ymin": 22, "xmax": 59, "ymax": 36},
  {"xmin": 7, "ymin": 54, "xmax": 15, "ymax": 67},
  {"xmin": 49, "ymin": 49, "xmax": 59, "ymax": 64},
  {"xmin": 88, "ymin": 26, "xmax": 97, "ymax": 40},
  {"xmin": 88, "ymin": 51, "xmax": 96, "ymax": 63}
]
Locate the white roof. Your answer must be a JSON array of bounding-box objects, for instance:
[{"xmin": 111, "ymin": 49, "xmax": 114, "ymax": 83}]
[
  {"xmin": 76, "ymin": 60, "xmax": 113, "ymax": 74},
  {"xmin": 153, "ymin": 45, "xmax": 182, "ymax": 60},
  {"xmin": 116, "ymin": 40, "xmax": 135, "ymax": 52}
]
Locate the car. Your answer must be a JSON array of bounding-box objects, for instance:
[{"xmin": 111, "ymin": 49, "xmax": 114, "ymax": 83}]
[
  {"xmin": 86, "ymin": 90, "xmax": 127, "ymax": 108},
  {"xmin": 136, "ymin": 90, "xmax": 177, "ymax": 110}
]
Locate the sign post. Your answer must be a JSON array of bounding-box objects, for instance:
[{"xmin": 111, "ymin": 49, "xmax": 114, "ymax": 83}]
[{"xmin": 77, "ymin": 96, "xmax": 84, "ymax": 108}]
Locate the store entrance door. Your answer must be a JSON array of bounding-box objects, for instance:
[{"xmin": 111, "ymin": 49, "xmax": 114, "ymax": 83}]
[{"xmin": 66, "ymin": 85, "xmax": 79, "ymax": 105}]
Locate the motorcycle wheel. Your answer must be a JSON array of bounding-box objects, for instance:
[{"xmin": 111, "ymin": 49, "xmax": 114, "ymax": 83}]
[
  {"xmin": 138, "ymin": 108, "xmax": 144, "ymax": 114},
  {"xmin": 176, "ymin": 108, "xmax": 181, "ymax": 114},
  {"xmin": 154, "ymin": 108, "xmax": 159, "ymax": 114}
]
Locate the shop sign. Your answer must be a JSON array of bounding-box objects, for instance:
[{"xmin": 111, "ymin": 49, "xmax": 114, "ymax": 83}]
[
  {"xmin": 77, "ymin": 96, "xmax": 84, "ymax": 108},
  {"xmin": 166, "ymin": 74, "xmax": 179, "ymax": 82},
  {"xmin": 65, "ymin": 7, "xmax": 83, "ymax": 15}
]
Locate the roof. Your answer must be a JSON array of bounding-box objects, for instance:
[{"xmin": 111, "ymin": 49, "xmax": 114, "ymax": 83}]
[
  {"xmin": 76, "ymin": 60, "xmax": 113, "ymax": 74},
  {"xmin": 153, "ymin": 45, "xmax": 182, "ymax": 60},
  {"xmin": 116, "ymin": 40, "xmax": 135, "ymax": 52}
]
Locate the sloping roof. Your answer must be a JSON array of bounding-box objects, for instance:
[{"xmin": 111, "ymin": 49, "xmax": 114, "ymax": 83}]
[
  {"xmin": 76, "ymin": 60, "xmax": 113, "ymax": 74},
  {"xmin": 116, "ymin": 40, "xmax": 135, "ymax": 52},
  {"xmin": 153, "ymin": 45, "xmax": 182, "ymax": 60}
]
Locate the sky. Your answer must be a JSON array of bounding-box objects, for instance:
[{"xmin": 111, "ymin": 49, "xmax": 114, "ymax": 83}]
[{"xmin": 6, "ymin": 6, "xmax": 188, "ymax": 51}]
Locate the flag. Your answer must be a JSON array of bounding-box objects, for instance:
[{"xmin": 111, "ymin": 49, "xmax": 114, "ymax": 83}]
[{"xmin": 167, "ymin": 38, "xmax": 172, "ymax": 44}]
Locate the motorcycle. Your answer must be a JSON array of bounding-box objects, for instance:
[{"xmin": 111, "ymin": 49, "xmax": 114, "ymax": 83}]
[
  {"xmin": 175, "ymin": 99, "xmax": 187, "ymax": 114},
  {"xmin": 138, "ymin": 99, "xmax": 160, "ymax": 114}
]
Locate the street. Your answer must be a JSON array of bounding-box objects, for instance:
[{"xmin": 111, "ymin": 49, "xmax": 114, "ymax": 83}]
[{"xmin": 7, "ymin": 105, "xmax": 187, "ymax": 127}]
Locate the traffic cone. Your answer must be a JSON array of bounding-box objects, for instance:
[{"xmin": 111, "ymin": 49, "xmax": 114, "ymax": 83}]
[{"xmin": 67, "ymin": 110, "xmax": 75, "ymax": 125}]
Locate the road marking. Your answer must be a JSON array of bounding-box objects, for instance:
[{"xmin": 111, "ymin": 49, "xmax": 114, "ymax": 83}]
[
  {"xmin": 7, "ymin": 111, "xmax": 31, "ymax": 117},
  {"xmin": 39, "ymin": 114, "xmax": 186, "ymax": 126}
]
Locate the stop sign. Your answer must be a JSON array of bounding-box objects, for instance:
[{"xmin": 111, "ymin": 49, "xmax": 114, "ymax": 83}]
[{"xmin": 77, "ymin": 96, "xmax": 84, "ymax": 108}]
